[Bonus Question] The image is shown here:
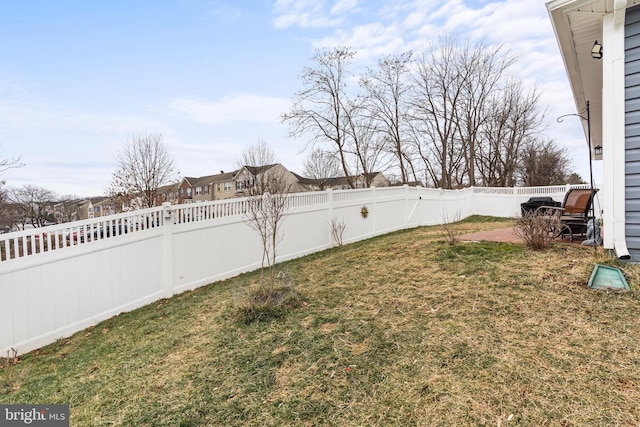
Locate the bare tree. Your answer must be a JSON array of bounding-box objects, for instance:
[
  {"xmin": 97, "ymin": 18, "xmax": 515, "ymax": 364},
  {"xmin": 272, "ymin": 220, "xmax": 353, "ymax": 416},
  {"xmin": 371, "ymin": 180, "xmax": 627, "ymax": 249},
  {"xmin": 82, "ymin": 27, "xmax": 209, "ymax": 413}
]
[
  {"xmin": 359, "ymin": 51, "xmax": 417, "ymax": 184},
  {"xmin": 343, "ymin": 105, "xmax": 391, "ymax": 187},
  {"xmin": 408, "ymin": 35, "xmax": 541, "ymax": 188},
  {"xmin": 0, "ymin": 187, "xmax": 20, "ymax": 232},
  {"xmin": 409, "ymin": 36, "xmax": 471, "ymax": 189},
  {"xmin": 283, "ymin": 47, "xmax": 356, "ymax": 188},
  {"xmin": 241, "ymin": 141, "xmax": 292, "ymax": 290},
  {"xmin": 477, "ymin": 81, "xmax": 544, "ymax": 186},
  {"xmin": 0, "ymin": 149, "xmax": 25, "ymax": 229},
  {"xmin": 9, "ymin": 185, "xmax": 56, "ymax": 228},
  {"xmin": 107, "ymin": 133, "xmax": 179, "ymax": 210},
  {"xmin": 285, "ymin": 38, "xmax": 549, "ymax": 190},
  {"xmin": 303, "ymin": 149, "xmax": 342, "ymax": 190},
  {"xmin": 454, "ymin": 42, "xmax": 515, "ymax": 186},
  {"xmin": 0, "ymin": 151, "xmax": 24, "ymax": 181}
]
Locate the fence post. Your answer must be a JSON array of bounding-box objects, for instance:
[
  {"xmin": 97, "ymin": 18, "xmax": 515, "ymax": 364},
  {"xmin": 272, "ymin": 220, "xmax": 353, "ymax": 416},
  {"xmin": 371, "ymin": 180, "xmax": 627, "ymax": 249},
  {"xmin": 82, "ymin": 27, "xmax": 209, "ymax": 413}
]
[
  {"xmin": 327, "ymin": 189, "xmax": 334, "ymax": 247},
  {"xmin": 404, "ymin": 184, "xmax": 409, "ymax": 229},
  {"xmin": 372, "ymin": 186, "xmax": 377, "ymax": 236},
  {"xmin": 162, "ymin": 202, "xmax": 174, "ymax": 297},
  {"xmin": 417, "ymin": 185, "xmax": 422, "ymax": 226}
]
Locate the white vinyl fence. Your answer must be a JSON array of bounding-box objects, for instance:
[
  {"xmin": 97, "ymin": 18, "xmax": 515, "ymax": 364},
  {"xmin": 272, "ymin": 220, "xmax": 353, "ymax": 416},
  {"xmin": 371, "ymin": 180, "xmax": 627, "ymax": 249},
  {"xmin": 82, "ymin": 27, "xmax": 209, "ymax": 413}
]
[{"xmin": 0, "ymin": 184, "xmax": 593, "ymax": 355}]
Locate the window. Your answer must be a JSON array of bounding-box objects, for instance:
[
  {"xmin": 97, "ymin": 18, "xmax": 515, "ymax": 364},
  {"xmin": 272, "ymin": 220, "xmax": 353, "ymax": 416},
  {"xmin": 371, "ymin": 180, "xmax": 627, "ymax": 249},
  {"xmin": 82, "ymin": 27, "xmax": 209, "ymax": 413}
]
[
  {"xmin": 224, "ymin": 182, "xmax": 231, "ymax": 191},
  {"xmin": 236, "ymin": 181, "xmax": 245, "ymax": 191},
  {"xmin": 204, "ymin": 186, "xmax": 209, "ymax": 195},
  {"xmin": 195, "ymin": 186, "xmax": 202, "ymax": 195},
  {"xmin": 217, "ymin": 183, "xmax": 221, "ymax": 191}
]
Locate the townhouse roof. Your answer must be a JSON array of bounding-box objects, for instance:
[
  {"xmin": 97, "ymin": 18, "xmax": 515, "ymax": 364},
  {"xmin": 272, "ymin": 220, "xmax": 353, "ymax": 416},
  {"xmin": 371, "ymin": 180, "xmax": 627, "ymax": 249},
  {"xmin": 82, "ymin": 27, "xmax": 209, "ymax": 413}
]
[
  {"xmin": 90, "ymin": 197, "xmax": 113, "ymax": 206},
  {"xmin": 181, "ymin": 176, "xmax": 198, "ymax": 186},
  {"xmin": 291, "ymin": 172, "xmax": 316, "ymax": 185},
  {"xmin": 294, "ymin": 172, "xmax": 385, "ymax": 187},
  {"xmin": 192, "ymin": 174, "xmax": 217, "ymax": 188},
  {"xmin": 238, "ymin": 164, "xmax": 279, "ymax": 177},
  {"xmin": 210, "ymin": 171, "xmax": 237, "ymax": 183}
]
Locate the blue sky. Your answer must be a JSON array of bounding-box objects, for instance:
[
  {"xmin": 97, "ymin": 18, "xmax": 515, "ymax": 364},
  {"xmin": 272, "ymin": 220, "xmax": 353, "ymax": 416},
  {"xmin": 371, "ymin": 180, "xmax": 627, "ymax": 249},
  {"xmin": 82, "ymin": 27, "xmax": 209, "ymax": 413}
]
[{"xmin": 0, "ymin": 0, "xmax": 597, "ymax": 197}]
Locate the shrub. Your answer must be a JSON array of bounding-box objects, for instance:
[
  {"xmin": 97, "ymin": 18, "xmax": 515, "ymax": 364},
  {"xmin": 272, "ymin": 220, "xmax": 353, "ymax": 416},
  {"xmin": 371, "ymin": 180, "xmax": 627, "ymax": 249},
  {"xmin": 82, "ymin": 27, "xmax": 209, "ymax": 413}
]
[
  {"xmin": 514, "ymin": 211, "xmax": 562, "ymax": 250},
  {"xmin": 441, "ymin": 210, "xmax": 461, "ymax": 245}
]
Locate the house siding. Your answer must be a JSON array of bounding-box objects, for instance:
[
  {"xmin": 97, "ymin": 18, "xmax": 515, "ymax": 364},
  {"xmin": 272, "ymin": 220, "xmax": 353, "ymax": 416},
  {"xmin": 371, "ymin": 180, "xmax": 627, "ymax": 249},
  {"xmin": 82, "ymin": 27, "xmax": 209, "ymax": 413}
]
[{"xmin": 625, "ymin": 4, "xmax": 640, "ymax": 258}]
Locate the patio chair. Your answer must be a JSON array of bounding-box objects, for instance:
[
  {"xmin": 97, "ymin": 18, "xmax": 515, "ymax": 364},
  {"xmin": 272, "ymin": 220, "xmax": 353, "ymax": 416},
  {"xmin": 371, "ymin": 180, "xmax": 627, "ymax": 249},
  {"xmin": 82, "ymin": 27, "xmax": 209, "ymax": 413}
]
[{"xmin": 536, "ymin": 188, "xmax": 598, "ymax": 241}]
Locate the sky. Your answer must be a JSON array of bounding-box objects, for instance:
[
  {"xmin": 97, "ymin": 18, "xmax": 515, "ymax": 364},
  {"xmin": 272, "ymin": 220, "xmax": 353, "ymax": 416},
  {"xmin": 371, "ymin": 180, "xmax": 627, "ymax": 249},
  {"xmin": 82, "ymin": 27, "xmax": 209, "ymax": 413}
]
[{"xmin": 0, "ymin": 0, "xmax": 600, "ymax": 198}]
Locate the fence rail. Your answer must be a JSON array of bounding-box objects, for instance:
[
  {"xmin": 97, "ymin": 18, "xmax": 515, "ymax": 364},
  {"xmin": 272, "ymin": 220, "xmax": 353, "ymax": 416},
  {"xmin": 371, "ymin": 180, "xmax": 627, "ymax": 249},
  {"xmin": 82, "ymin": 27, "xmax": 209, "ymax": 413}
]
[{"xmin": 0, "ymin": 184, "xmax": 594, "ymax": 355}]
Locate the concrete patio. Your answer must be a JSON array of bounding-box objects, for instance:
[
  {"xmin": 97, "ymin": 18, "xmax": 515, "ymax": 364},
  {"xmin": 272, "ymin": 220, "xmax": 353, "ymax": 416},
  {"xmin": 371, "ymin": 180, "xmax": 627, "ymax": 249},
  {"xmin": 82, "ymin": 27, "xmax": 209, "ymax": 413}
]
[{"xmin": 459, "ymin": 227, "xmax": 592, "ymax": 246}]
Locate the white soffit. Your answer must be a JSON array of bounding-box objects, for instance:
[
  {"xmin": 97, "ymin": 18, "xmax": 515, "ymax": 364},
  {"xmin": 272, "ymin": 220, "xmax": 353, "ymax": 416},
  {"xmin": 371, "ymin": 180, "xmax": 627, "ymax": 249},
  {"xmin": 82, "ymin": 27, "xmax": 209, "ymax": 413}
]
[
  {"xmin": 547, "ymin": 0, "xmax": 609, "ymax": 148},
  {"xmin": 548, "ymin": 0, "xmax": 640, "ymax": 147}
]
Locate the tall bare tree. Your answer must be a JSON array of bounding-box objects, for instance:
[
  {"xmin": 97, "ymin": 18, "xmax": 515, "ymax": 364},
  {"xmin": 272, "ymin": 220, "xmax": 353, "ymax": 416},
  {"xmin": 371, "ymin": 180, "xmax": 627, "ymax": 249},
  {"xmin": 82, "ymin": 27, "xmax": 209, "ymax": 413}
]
[
  {"xmin": 408, "ymin": 35, "xmax": 542, "ymax": 188},
  {"xmin": 283, "ymin": 47, "xmax": 356, "ymax": 188},
  {"xmin": 477, "ymin": 81, "xmax": 544, "ymax": 186},
  {"xmin": 359, "ymin": 51, "xmax": 417, "ymax": 184},
  {"xmin": 454, "ymin": 42, "xmax": 515, "ymax": 186},
  {"xmin": 241, "ymin": 141, "xmax": 291, "ymax": 289},
  {"xmin": 409, "ymin": 36, "xmax": 472, "ymax": 189},
  {"xmin": 343, "ymin": 105, "xmax": 391, "ymax": 187},
  {"xmin": 286, "ymin": 37, "xmax": 551, "ymax": 190},
  {"xmin": 303, "ymin": 149, "xmax": 342, "ymax": 190},
  {"xmin": 107, "ymin": 133, "xmax": 179, "ymax": 210}
]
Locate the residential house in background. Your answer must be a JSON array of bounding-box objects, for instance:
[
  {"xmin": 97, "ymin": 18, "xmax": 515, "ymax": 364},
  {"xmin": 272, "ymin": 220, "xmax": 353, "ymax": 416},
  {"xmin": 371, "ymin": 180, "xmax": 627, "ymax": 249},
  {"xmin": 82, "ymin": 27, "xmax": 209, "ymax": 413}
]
[
  {"xmin": 211, "ymin": 171, "xmax": 236, "ymax": 200},
  {"xmin": 91, "ymin": 197, "xmax": 116, "ymax": 218},
  {"xmin": 53, "ymin": 198, "xmax": 94, "ymax": 222},
  {"xmin": 191, "ymin": 174, "xmax": 214, "ymax": 202},
  {"xmin": 169, "ymin": 165, "xmax": 309, "ymax": 202},
  {"xmin": 177, "ymin": 177, "xmax": 196, "ymax": 203},
  {"xmin": 234, "ymin": 164, "xmax": 306, "ymax": 196},
  {"xmin": 354, "ymin": 172, "xmax": 390, "ymax": 188},
  {"xmin": 296, "ymin": 172, "xmax": 391, "ymax": 191},
  {"xmin": 47, "ymin": 165, "xmax": 392, "ymax": 223},
  {"xmin": 155, "ymin": 182, "xmax": 182, "ymax": 205},
  {"xmin": 153, "ymin": 165, "xmax": 391, "ymax": 207}
]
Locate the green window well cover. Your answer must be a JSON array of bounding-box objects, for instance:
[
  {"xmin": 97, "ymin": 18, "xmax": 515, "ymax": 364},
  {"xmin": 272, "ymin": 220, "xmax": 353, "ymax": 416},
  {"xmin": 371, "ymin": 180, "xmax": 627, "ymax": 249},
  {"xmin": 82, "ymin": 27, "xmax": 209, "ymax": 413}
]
[{"xmin": 588, "ymin": 265, "xmax": 630, "ymax": 291}]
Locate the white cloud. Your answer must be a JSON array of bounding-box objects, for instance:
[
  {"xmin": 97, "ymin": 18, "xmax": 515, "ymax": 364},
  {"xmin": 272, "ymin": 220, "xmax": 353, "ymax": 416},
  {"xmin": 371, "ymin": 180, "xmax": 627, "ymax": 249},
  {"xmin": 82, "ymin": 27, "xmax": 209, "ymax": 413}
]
[
  {"xmin": 446, "ymin": 0, "xmax": 551, "ymax": 43},
  {"xmin": 272, "ymin": 0, "xmax": 363, "ymax": 29},
  {"xmin": 312, "ymin": 22, "xmax": 406, "ymax": 60},
  {"xmin": 329, "ymin": 0, "xmax": 361, "ymax": 15},
  {"xmin": 403, "ymin": 11, "xmax": 426, "ymax": 29},
  {"xmin": 272, "ymin": 0, "xmax": 342, "ymax": 29},
  {"xmin": 166, "ymin": 94, "xmax": 292, "ymax": 125}
]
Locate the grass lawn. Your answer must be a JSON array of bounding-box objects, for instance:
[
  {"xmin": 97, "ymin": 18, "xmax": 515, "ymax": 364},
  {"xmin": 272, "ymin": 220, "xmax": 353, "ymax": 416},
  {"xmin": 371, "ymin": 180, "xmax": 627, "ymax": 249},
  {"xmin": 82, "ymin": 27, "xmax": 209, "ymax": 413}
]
[{"xmin": 2, "ymin": 216, "xmax": 640, "ymax": 426}]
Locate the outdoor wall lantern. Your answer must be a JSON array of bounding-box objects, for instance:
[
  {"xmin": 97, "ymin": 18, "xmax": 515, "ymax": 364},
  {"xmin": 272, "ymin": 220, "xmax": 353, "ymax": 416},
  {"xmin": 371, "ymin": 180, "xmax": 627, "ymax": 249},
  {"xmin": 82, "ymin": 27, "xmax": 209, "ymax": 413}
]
[
  {"xmin": 594, "ymin": 145, "xmax": 603, "ymax": 157},
  {"xmin": 591, "ymin": 41, "xmax": 603, "ymax": 59}
]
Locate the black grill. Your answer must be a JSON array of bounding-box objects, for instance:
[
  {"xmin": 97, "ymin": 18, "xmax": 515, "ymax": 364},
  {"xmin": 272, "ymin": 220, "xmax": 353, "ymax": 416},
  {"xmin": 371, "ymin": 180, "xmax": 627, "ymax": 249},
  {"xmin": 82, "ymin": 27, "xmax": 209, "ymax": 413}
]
[{"xmin": 520, "ymin": 197, "xmax": 560, "ymax": 216}]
